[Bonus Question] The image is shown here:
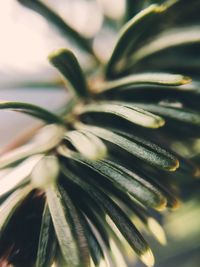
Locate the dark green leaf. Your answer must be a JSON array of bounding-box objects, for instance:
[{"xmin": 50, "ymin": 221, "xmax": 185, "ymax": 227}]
[
  {"xmin": 68, "ymin": 188, "xmax": 110, "ymax": 249},
  {"xmin": 0, "ymin": 101, "xmax": 64, "ymax": 124},
  {"xmin": 36, "ymin": 204, "xmax": 57, "ymax": 267},
  {"xmin": 80, "ymin": 199, "xmax": 128, "ymax": 266},
  {"xmin": 107, "ymin": 0, "xmax": 200, "ymax": 77},
  {"xmin": 96, "ymin": 73, "xmax": 191, "ymax": 93},
  {"xmin": 59, "ymin": 185, "xmax": 90, "ymax": 267},
  {"xmin": 105, "ymin": 4, "xmax": 161, "ymax": 78},
  {"xmin": 46, "ymin": 185, "xmax": 81, "ymax": 267},
  {"xmin": 101, "ymin": 81, "xmax": 196, "ymax": 97},
  {"xmin": 113, "ymin": 189, "xmax": 166, "ymax": 244},
  {"xmin": 61, "ymin": 184, "xmax": 107, "ymax": 267},
  {"xmin": 61, "ymin": 166, "xmax": 154, "ymax": 267},
  {"xmin": 78, "ymin": 102, "xmax": 165, "ymax": 128},
  {"xmin": 103, "ymin": 159, "xmax": 167, "ymax": 210},
  {"xmin": 49, "ymin": 49, "xmax": 89, "ymax": 98},
  {"xmin": 75, "ymin": 125, "xmax": 179, "ymax": 171},
  {"xmin": 59, "ymin": 146, "xmax": 167, "ymax": 210},
  {"xmin": 77, "ymin": 209, "xmax": 106, "ymax": 267},
  {"xmin": 131, "ymin": 103, "xmax": 200, "ymax": 126},
  {"xmin": 75, "ymin": 190, "xmax": 137, "ymax": 266},
  {"xmin": 126, "ymin": 26, "xmax": 200, "ymax": 70}
]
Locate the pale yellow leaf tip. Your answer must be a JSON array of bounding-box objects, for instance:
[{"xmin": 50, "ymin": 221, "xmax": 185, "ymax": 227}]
[
  {"xmin": 170, "ymin": 199, "xmax": 181, "ymax": 211},
  {"xmin": 148, "ymin": 218, "xmax": 167, "ymax": 245},
  {"xmin": 140, "ymin": 248, "xmax": 155, "ymax": 267},
  {"xmin": 154, "ymin": 117, "xmax": 165, "ymax": 128},
  {"xmin": 144, "ymin": 116, "xmax": 165, "ymax": 129},
  {"xmin": 169, "ymin": 159, "xmax": 180, "ymax": 172},
  {"xmin": 155, "ymin": 0, "xmax": 179, "ymax": 13},
  {"xmin": 181, "ymin": 76, "xmax": 192, "ymax": 85},
  {"xmin": 48, "ymin": 48, "xmax": 69, "ymax": 61},
  {"xmin": 155, "ymin": 197, "xmax": 167, "ymax": 212},
  {"xmin": 194, "ymin": 167, "xmax": 200, "ymax": 179}
]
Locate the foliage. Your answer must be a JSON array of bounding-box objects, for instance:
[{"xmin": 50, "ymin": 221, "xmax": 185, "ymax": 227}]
[{"xmin": 0, "ymin": 0, "xmax": 200, "ymax": 266}]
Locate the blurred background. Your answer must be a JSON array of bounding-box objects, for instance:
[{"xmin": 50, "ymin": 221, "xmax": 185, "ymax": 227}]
[
  {"xmin": 0, "ymin": 1, "xmax": 199, "ymax": 267},
  {"xmin": 0, "ymin": 0, "xmax": 125, "ymax": 148}
]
